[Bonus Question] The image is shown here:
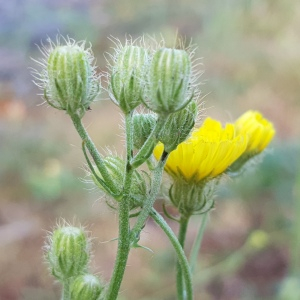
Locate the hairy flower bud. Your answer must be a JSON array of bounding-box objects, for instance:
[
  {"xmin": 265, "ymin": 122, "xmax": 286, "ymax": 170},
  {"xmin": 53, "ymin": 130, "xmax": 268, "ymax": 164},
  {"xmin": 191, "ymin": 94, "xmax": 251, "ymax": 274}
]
[
  {"xmin": 92, "ymin": 156, "xmax": 148, "ymax": 209},
  {"xmin": 109, "ymin": 44, "xmax": 148, "ymax": 113},
  {"xmin": 45, "ymin": 225, "xmax": 90, "ymax": 281},
  {"xmin": 70, "ymin": 274, "xmax": 104, "ymax": 300},
  {"xmin": 158, "ymin": 100, "xmax": 197, "ymax": 153},
  {"xmin": 143, "ymin": 48, "xmax": 193, "ymax": 114},
  {"xmin": 33, "ymin": 37, "xmax": 100, "ymax": 118},
  {"xmin": 132, "ymin": 113, "xmax": 157, "ymax": 149}
]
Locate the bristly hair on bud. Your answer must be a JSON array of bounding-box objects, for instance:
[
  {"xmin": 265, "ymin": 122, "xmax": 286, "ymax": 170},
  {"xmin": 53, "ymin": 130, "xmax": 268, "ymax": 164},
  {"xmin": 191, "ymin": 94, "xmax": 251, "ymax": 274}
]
[
  {"xmin": 69, "ymin": 274, "xmax": 104, "ymax": 300},
  {"xmin": 44, "ymin": 220, "xmax": 91, "ymax": 282},
  {"xmin": 31, "ymin": 35, "xmax": 101, "ymax": 118},
  {"xmin": 142, "ymin": 35, "xmax": 203, "ymax": 115},
  {"xmin": 105, "ymin": 36, "xmax": 149, "ymax": 114}
]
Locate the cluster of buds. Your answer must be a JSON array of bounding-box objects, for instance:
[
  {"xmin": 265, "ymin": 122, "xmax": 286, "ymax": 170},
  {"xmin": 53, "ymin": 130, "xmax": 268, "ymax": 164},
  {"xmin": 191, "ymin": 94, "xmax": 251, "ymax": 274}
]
[
  {"xmin": 33, "ymin": 35, "xmax": 201, "ymax": 191},
  {"xmin": 107, "ymin": 37, "xmax": 199, "ymax": 116},
  {"xmin": 45, "ymin": 223, "xmax": 104, "ymax": 300},
  {"xmin": 34, "ymin": 34, "xmax": 276, "ymax": 299},
  {"xmin": 33, "ymin": 35, "xmax": 275, "ymax": 218},
  {"xmin": 33, "ymin": 34, "xmax": 204, "ymax": 298}
]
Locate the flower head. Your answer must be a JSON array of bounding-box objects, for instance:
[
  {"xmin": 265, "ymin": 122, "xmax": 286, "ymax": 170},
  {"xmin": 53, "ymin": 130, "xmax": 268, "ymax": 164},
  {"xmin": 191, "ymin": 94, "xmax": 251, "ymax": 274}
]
[
  {"xmin": 154, "ymin": 117, "xmax": 247, "ymax": 216},
  {"xmin": 235, "ymin": 110, "xmax": 275, "ymax": 155},
  {"xmin": 154, "ymin": 118, "xmax": 248, "ymax": 183},
  {"xmin": 227, "ymin": 110, "xmax": 275, "ymax": 173}
]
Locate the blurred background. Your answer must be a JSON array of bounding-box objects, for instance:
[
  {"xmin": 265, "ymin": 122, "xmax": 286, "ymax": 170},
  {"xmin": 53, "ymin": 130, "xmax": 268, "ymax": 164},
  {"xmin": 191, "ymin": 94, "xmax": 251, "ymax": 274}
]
[{"xmin": 1, "ymin": 0, "xmax": 300, "ymax": 299}]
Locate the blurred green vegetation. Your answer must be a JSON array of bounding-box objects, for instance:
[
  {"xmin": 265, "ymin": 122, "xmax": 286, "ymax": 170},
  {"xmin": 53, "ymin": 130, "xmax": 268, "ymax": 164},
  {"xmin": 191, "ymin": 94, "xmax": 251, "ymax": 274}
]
[{"xmin": 1, "ymin": 0, "xmax": 300, "ymax": 299}]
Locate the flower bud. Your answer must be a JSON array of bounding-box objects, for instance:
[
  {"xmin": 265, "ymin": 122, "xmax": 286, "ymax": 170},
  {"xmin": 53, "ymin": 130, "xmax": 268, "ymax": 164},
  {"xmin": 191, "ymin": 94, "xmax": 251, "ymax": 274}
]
[
  {"xmin": 92, "ymin": 156, "xmax": 148, "ymax": 209},
  {"xmin": 169, "ymin": 180, "xmax": 214, "ymax": 217},
  {"xmin": 34, "ymin": 37, "xmax": 100, "ymax": 118},
  {"xmin": 228, "ymin": 110, "xmax": 275, "ymax": 174},
  {"xmin": 70, "ymin": 274, "xmax": 104, "ymax": 300},
  {"xmin": 158, "ymin": 100, "xmax": 197, "ymax": 153},
  {"xmin": 235, "ymin": 110, "xmax": 275, "ymax": 154},
  {"xmin": 46, "ymin": 225, "xmax": 90, "ymax": 281},
  {"xmin": 132, "ymin": 113, "xmax": 156, "ymax": 149},
  {"xmin": 144, "ymin": 48, "xmax": 193, "ymax": 114},
  {"xmin": 109, "ymin": 45, "xmax": 148, "ymax": 113}
]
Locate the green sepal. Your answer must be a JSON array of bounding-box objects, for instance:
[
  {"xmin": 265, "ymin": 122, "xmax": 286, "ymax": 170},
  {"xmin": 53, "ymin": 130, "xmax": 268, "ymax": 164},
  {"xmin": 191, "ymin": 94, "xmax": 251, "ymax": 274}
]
[{"xmin": 169, "ymin": 179, "xmax": 215, "ymax": 218}]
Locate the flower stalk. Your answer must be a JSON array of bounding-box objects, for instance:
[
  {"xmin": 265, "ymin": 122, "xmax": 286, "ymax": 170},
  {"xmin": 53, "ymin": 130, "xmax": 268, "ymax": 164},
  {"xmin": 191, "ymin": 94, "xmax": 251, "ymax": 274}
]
[
  {"xmin": 70, "ymin": 112, "xmax": 119, "ymax": 196},
  {"xmin": 105, "ymin": 113, "xmax": 134, "ymax": 300},
  {"xmin": 177, "ymin": 216, "xmax": 191, "ymax": 300},
  {"xmin": 130, "ymin": 150, "xmax": 169, "ymax": 244},
  {"xmin": 150, "ymin": 209, "xmax": 193, "ymax": 300}
]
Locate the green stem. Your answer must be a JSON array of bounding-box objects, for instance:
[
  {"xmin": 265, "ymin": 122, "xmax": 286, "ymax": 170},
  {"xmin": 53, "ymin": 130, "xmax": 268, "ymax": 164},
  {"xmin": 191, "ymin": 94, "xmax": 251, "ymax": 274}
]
[
  {"xmin": 61, "ymin": 279, "xmax": 70, "ymax": 300},
  {"xmin": 130, "ymin": 151, "xmax": 169, "ymax": 244},
  {"xmin": 131, "ymin": 116, "xmax": 167, "ymax": 168},
  {"xmin": 177, "ymin": 216, "xmax": 190, "ymax": 300},
  {"xmin": 105, "ymin": 113, "xmax": 134, "ymax": 300},
  {"xmin": 70, "ymin": 113, "xmax": 118, "ymax": 196},
  {"xmin": 189, "ymin": 212, "xmax": 209, "ymax": 274},
  {"xmin": 150, "ymin": 209, "xmax": 193, "ymax": 300}
]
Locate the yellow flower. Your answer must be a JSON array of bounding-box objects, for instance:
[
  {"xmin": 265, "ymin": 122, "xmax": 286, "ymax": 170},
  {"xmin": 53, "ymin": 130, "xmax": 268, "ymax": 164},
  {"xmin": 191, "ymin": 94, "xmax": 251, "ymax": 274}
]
[
  {"xmin": 154, "ymin": 117, "xmax": 248, "ymax": 183},
  {"xmin": 235, "ymin": 110, "xmax": 275, "ymax": 154}
]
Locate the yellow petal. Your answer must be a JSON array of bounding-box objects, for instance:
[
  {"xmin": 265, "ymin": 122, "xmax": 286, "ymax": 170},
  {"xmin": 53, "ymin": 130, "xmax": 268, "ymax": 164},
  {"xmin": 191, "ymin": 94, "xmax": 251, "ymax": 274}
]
[{"xmin": 154, "ymin": 117, "xmax": 248, "ymax": 183}]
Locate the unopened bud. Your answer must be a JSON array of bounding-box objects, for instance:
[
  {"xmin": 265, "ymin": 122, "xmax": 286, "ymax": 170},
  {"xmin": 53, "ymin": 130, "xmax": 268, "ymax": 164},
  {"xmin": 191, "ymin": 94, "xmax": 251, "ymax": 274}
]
[
  {"xmin": 70, "ymin": 274, "xmax": 104, "ymax": 300},
  {"xmin": 33, "ymin": 37, "xmax": 100, "ymax": 118},
  {"xmin": 144, "ymin": 48, "xmax": 193, "ymax": 114},
  {"xmin": 46, "ymin": 225, "xmax": 90, "ymax": 281},
  {"xmin": 109, "ymin": 44, "xmax": 148, "ymax": 113}
]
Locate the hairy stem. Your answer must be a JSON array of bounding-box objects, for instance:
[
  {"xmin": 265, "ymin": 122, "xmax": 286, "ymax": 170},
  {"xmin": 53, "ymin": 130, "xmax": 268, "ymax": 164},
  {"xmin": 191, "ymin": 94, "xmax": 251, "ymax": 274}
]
[
  {"xmin": 150, "ymin": 209, "xmax": 193, "ymax": 300},
  {"xmin": 130, "ymin": 151, "xmax": 168, "ymax": 244},
  {"xmin": 70, "ymin": 113, "xmax": 119, "ymax": 196},
  {"xmin": 61, "ymin": 279, "xmax": 70, "ymax": 300},
  {"xmin": 105, "ymin": 113, "xmax": 134, "ymax": 300},
  {"xmin": 177, "ymin": 216, "xmax": 190, "ymax": 300}
]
